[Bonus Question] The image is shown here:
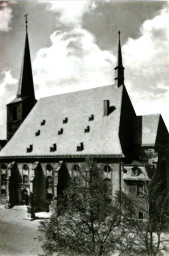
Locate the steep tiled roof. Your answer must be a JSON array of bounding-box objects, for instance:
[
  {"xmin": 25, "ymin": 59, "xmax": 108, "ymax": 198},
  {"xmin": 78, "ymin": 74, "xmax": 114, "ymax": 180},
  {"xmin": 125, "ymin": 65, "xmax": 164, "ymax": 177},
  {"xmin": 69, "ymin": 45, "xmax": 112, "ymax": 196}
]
[
  {"xmin": 0, "ymin": 85, "xmax": 124, "ymax": 158},
  {"xmin": 133, "ymin": 114, "xmax": 166, "ymax": 147},
  {"xmin": 142, "ymin": 114, "xmax": 160, "ymax": 146}
]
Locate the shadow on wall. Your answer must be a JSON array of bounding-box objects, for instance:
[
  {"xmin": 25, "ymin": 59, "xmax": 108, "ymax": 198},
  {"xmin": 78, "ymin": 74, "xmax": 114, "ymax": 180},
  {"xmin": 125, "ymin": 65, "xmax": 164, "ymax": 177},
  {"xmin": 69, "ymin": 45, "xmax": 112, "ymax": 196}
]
[
  {"xmin": 9, "ymin": 164, "xmax": 22, "ymax": 205},
  {"xmin": 33, "ymin": 164, "xmax": 48, "ymax": 212}
]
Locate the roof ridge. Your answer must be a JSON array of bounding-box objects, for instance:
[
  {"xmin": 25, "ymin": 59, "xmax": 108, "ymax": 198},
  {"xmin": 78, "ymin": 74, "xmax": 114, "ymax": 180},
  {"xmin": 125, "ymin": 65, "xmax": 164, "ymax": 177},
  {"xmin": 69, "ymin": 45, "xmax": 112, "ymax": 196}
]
[{"xmin": 38, "ymin": 84, "xmax": 116, "ymax": 101}]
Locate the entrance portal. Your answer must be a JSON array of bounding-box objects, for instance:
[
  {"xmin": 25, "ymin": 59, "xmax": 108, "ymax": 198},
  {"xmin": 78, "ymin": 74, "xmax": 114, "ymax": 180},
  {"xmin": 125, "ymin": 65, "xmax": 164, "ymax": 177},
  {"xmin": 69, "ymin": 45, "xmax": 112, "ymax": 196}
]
[{"xmin": 22, "ymin": 189, "xmax": 29, "ymax": 205}]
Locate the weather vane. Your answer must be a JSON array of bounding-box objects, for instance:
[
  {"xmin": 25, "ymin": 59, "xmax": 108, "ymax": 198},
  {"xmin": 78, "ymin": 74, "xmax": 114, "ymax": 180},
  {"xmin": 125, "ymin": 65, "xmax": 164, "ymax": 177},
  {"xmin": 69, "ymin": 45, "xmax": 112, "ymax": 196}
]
[{"xmin": 24, "ymin": 13, "xmax": 29, "ymax": 32}]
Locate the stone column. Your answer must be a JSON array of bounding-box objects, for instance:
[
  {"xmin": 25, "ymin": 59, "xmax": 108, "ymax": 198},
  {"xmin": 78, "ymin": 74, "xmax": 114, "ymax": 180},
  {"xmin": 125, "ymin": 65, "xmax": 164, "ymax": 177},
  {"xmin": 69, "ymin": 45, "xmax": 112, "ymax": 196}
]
[
  {"xmin": 26, "ymin": 162, "xmax": 38, "ymax": 220},
  {"xmin": 49, "ymin": 161, "xmax": 63, "ymax": 214},
  {"xmin": 5, "ymin": 161, "xmax": 15, "ymax": 208}
]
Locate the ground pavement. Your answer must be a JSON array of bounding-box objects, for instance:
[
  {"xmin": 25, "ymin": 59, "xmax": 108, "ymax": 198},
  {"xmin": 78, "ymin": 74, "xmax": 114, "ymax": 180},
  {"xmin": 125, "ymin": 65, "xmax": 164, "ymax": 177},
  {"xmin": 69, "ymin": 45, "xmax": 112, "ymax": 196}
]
[{"xmin": 0, "ymin": 205, "xmax": 44, "ymax": 256}]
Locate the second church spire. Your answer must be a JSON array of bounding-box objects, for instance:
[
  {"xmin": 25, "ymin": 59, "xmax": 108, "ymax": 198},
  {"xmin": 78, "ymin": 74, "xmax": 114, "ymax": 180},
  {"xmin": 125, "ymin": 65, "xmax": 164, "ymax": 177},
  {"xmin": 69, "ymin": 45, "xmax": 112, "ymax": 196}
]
[{"xmin": 114, "ymin": 31, "xmax": 125, "ymax": 87}]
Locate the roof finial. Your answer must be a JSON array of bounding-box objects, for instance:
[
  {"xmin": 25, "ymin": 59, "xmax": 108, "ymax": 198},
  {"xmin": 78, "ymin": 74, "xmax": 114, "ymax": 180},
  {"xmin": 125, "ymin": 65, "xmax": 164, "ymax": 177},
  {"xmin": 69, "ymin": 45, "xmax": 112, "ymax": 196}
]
[{"xmin": 24, "ymin": 13, "xmax": 29, "ymax": 32}]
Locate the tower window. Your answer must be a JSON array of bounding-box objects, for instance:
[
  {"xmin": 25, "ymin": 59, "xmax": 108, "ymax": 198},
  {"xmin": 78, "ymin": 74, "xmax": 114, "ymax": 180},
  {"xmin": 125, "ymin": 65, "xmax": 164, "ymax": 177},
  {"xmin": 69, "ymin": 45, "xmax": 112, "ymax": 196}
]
[
  {"xmin": 1, "ymin": 174, "xmax": 6, "ymax": 185},
  {"xmin": 47, "ymin": 176, "xmax": 53, "ymax": 189},
  {"xmin": 104, "ymin": 165, "xmax": 111, "ymax": 173},
  {"xmin": 23, "ymin": 175, "xmax": 28, "ymax": 184},
  {"xmin": 12, "ymin": 107, "xmax": 17, "ymax": 121}
]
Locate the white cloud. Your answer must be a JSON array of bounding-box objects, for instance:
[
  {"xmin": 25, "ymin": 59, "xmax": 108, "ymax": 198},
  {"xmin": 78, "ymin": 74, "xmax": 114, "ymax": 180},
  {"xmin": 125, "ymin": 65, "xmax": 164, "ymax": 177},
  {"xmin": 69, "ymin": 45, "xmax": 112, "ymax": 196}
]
[
  {"xmin": 34, "ymin": 2, "xmax": 169, "ymax": 130},
  {"xmin": 123, "ymin": 5, "xmax": 169, "ymax": 128},
  {"xmin": 0, "ymin": 70, "xmax": 17, "ymax": 138},
  {"xmin": 46, "ymin": 1, "xmax": 94, "ymax": 27},
  {"xmin": 33, "ymin": 27, "xmax": 116, "ymax": 97},
  {"xmin": 0, "ymin": 3, "xmax": 13, "ymax": 32}
]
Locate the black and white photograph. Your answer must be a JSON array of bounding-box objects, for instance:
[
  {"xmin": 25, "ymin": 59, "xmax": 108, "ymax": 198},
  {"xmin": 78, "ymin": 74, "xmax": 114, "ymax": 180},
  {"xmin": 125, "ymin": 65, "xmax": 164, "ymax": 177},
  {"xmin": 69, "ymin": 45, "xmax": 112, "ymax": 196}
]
[{"xmin": 0, "ymin": 0, "xmax": 168, "ymax": 255}]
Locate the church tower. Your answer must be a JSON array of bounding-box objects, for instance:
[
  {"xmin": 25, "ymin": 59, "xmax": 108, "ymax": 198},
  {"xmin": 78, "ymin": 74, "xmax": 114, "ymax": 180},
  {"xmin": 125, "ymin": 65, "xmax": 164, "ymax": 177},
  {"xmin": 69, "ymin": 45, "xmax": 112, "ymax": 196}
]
[
  {"xmin": 7, "ymin": 15, "xmax": 37, "ymax": 141},
  {"xmin": 114, "ymin": 31, "xmax": 125, "ymax": 87}
]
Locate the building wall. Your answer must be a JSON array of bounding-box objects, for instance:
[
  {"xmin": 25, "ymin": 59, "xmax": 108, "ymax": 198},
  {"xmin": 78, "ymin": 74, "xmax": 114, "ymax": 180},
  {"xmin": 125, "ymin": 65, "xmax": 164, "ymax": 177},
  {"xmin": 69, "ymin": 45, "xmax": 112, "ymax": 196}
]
[{"xmin": 0, "ymin": 158, "xmax": 121, "ymax": 211}]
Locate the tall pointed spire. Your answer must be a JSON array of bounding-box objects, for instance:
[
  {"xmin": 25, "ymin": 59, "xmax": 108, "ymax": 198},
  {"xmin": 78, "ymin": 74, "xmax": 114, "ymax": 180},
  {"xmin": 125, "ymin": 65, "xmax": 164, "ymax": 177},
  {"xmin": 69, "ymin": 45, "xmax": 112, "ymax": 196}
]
[
  {"xmin": 114, "ymin": 31, "xmax": 125, "ymax": 87},
  {"xmin": 17, "ymin": 14, "xmax": 35, "ymax": 99}
]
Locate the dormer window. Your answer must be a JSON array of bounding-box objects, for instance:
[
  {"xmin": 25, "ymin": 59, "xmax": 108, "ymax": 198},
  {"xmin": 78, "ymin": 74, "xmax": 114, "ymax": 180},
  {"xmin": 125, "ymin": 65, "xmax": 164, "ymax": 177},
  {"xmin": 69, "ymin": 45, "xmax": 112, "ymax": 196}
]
[
  {"xmin": 50, "ymin": 143, "xmax": 57, "ymax": 152},
  {"xmin": 89, "ymin": 114, "xmax": 94, "ymax": 121},
  {"xmin": 41, "ymin": 120, "xmax": 46, "ymax": 126},
  {"xmin": 12, "ymin": 107, "xmax": 17, "ymax": 121},
  {"xmin": 58, "ymin": 128, "xmax": 63, "ymax": 135},
  {"xmin": 77, "ymin": 142, "xmax": 84, "ymax": 152},
  {"xmin": 35, "ymin": 130, "xmax": 40, "ymax": 136},
  {"xmin": 131, "ymin": 166, "xmax": 140, "ymax": 176},
  {"xmin": 63, "ymin": 117, "xmax": 68, "ymax": 124},
  {"xmin": 84, "ymin": 126, "xmax": 90, "ymax": 133},
  {"xmin": 27, "ymin": 145, "xmax": 33, "ymax": 153}
]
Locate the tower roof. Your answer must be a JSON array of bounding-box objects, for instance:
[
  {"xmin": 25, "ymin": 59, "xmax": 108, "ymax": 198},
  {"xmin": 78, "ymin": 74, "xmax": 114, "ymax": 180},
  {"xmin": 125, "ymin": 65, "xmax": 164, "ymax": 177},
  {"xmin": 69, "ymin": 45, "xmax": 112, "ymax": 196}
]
[
  {"xmin": 17, "ymin": 21, "xmax": 35, "ymax": 99},
  {"xmin": 117, "ymin": 31, "xmax": 123, "ymax": 67}
]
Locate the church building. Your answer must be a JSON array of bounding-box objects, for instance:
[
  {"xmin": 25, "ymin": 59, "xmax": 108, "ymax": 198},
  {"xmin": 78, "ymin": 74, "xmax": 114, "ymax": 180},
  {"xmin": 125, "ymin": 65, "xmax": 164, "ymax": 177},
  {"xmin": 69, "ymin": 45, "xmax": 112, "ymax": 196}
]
[{"xmin": 0, "ymin": 23, "xmax": 168, "ymax": 216}]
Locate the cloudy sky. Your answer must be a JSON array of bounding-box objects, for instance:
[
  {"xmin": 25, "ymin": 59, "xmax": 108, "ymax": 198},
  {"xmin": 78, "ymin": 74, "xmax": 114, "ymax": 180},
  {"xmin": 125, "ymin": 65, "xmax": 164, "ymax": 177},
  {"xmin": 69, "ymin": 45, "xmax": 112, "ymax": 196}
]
[{"xmin": 0, "ymin": 0, "xmax": 168, "ymax": 139}]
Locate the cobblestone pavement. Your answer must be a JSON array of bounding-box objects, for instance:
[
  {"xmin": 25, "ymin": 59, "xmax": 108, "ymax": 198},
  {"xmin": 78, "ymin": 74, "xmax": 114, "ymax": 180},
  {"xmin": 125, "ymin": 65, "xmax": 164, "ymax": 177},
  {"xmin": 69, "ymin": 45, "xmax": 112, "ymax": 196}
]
[{"xmin": 0, "ymin": 206, "xmax": 43, "ymax": 256}]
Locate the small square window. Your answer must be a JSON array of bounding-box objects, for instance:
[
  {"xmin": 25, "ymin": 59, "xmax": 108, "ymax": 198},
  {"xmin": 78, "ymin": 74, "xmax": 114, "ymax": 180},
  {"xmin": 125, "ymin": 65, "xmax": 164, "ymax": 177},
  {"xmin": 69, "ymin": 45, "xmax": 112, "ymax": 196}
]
[
  {"xmin": 89, "ymin": 115, "xmax": 94, "ymax": 121},
  {"xmin": 41, "ymin": 120, "xmax": 46, "ymax": 126},
  {"xmin": 63, "ymin": 117, "xmax": 68, "ymax": 124},
  {"xmin": 58, "ymin": 128, "xmax": 63, "ymax": 135}
]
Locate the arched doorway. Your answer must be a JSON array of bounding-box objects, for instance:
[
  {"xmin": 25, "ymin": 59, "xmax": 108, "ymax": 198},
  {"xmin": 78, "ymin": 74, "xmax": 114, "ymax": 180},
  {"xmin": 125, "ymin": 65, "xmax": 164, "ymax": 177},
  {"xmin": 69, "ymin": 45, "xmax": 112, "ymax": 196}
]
[{"xmin": 22, "ymin": 189, "xmax": 29, "ymax": 205}]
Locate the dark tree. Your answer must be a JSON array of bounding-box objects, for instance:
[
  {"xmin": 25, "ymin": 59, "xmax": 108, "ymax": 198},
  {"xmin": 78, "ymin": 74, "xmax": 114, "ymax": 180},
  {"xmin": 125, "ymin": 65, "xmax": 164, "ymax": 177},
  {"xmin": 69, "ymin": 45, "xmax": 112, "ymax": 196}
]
[{"xmin": 39, "ymin": 159, "xmax": 122, "ymax": 256}]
